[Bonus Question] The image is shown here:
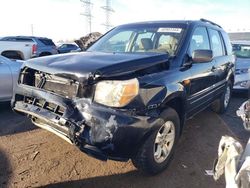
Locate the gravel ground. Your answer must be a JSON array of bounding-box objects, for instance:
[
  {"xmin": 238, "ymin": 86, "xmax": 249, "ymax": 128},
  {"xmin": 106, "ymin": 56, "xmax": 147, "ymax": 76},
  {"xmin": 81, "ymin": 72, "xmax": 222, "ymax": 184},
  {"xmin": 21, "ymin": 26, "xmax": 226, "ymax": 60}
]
[{"xmin": 0, "ymin": 94, "xmax": 248, "ymax": 188}]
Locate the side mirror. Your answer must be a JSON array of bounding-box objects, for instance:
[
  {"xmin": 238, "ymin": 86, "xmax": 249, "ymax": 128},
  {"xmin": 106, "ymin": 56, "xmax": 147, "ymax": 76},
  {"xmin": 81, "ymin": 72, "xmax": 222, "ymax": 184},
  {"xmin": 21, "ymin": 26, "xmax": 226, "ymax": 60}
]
[{"xmin": 192, "ymin": 49, "xmax": 213, "ymax": 63}]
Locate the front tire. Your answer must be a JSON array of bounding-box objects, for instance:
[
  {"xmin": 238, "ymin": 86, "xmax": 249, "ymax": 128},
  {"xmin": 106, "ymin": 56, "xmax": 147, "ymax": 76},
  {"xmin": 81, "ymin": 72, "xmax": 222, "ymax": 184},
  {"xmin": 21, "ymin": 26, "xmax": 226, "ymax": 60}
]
[
  {"xmin": 132, "ymin": 108, "xmax": 180, "ymax": 175},
  {"xmin": 211, "ymin": 80, "xmax": 232, "ymax": 114}
]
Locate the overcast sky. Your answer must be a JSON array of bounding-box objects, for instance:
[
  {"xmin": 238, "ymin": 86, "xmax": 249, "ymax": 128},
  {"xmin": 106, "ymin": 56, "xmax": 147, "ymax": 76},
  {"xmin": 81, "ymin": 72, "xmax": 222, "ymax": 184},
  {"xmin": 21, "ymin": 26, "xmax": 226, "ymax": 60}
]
[{"xmin": 0, "ymin": 0, "xmax": 249, "ymax": 41}]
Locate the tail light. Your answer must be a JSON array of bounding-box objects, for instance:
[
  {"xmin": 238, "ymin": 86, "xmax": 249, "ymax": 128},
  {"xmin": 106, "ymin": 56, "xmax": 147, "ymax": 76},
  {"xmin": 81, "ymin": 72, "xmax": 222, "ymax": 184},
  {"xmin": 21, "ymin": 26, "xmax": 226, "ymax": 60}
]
[{"xmin": 32, "ymin": 44, "xmax": 37, "ymax": 54}]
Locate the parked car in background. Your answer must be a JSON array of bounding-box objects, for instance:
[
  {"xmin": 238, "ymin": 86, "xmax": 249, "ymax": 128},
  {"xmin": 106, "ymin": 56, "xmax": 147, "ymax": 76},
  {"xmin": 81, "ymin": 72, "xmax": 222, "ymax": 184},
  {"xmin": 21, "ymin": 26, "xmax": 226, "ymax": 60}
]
[
  {"xmin": 0, "ymin": 39, "xmax": 36, "ymax": 60},
  {"xmin": 57, "ymin": 43, "xmax": 80, "ymax": 53},
  {"xmin": 0, "ymin": 36, "xmax": 58, "ymax": 59},
  {"xmin": 232, "ymin": 41, "xmax": 250, "ymax": 90},
  {"xmin": 0, "ymin": 55, "xmax": 23, "ymax": 101}
]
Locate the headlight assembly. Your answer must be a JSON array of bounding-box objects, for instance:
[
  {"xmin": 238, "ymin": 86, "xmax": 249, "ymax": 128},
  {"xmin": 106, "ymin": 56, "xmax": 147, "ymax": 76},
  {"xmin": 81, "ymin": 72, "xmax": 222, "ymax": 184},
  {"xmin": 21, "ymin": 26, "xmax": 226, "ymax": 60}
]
[{"xmin": 94, "ymin": 78, "xmax": 139, "ymax": 107}]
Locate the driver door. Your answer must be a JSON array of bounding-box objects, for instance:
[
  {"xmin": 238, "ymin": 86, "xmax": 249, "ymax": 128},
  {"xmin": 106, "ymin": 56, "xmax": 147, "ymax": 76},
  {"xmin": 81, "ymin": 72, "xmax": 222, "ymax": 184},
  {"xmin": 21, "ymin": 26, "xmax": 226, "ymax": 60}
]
[{"xmin": 187, "ymin": 26, "xmax": 217, "ymax": 116}]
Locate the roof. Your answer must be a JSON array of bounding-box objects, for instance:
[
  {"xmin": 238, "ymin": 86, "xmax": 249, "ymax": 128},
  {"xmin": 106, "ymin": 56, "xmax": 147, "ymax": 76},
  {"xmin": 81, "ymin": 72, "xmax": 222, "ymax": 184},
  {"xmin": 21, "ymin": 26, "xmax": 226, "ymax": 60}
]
[
  {"xmin": 3, "ymin": 36, "xmax": 51, "ymax": 40},
  {"xmin": 117, "ymin": 19, "xmax": 223, "ymax": 30}
]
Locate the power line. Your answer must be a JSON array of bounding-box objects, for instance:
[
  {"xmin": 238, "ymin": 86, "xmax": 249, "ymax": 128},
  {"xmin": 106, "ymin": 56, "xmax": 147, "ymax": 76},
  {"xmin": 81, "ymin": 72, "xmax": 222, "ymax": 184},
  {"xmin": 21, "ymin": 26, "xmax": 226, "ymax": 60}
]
[
  {"xmin": 80, "ymin": 0, "xmax": 93, "ymax": 33},
  {"xmin": 101, "ymin": 0, "xmax": 114, "ymax": 31}
]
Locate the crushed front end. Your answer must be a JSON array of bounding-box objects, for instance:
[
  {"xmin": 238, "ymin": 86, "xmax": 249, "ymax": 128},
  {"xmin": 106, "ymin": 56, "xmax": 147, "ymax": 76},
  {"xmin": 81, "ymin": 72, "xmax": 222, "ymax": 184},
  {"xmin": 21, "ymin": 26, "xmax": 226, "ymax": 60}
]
[{"xmin": 12, "ymin": 66, "xmax": 163, "ymax": 161}]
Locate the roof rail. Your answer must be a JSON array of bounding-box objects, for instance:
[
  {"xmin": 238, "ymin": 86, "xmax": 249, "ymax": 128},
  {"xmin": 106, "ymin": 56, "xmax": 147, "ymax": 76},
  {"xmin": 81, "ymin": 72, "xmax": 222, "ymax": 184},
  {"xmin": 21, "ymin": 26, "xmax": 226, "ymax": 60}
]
[{"xmin": 200, "ymin": 18, "xmax": 222, "ymax": 28}]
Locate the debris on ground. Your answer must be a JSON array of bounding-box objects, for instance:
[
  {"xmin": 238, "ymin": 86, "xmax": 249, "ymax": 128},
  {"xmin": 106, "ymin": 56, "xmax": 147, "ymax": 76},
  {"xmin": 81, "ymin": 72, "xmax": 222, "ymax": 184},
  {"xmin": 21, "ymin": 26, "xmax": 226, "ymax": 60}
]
[{"xmin": 31, "ymin": 151, "xmax": 40, "ymax": 161}]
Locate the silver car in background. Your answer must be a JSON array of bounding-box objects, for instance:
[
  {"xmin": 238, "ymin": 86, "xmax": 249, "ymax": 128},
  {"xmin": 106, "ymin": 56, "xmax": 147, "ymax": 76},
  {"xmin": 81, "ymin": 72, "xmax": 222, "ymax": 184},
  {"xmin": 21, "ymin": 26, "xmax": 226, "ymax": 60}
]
[
  {"xmin": 0, "ymin": 55, "xmax": 23, "ymax": 101},
  {"xmin": 232, "ymin": 41, "xmax": 250, "ymax": 90}
]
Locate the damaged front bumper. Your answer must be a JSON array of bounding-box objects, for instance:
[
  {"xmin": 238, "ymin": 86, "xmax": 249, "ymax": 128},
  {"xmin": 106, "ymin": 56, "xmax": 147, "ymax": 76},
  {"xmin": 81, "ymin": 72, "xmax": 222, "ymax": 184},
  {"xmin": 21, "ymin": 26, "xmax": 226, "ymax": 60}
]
[{"xmin": 12, "ymin": 83, "xmax": 163, "ymax": 161}]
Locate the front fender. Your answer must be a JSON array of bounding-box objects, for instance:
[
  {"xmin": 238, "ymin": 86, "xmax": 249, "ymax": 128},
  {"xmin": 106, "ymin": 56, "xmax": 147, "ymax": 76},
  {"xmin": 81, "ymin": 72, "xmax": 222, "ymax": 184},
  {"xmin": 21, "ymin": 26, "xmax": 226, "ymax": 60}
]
[{"xmin": 143, "ymin": 82, "xmax": 186, "ymax": 108}]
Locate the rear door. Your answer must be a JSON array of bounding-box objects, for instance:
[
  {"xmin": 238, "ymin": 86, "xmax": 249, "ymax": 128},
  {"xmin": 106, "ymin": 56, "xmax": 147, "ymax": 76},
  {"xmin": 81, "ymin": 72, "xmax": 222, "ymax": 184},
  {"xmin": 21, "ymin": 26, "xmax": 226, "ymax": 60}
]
[
  {"xmin": 208, "ymin": 29, "xmax": 234, "ymax": 97},
  {"xmin": 186, "ymin": 26, "xmax": 217, "ymax": 116},
  {"xmin": 0, "ymin": 58, "xmax": 13, "ymax": 101}
]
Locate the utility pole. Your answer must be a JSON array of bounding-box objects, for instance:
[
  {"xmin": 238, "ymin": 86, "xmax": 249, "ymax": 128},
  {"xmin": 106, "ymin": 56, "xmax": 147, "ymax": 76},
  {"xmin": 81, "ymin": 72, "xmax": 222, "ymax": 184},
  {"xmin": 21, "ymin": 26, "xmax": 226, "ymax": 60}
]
[
  {"xmin": 31, "ymin": 24, "xmax": 34, "ymax": 36},
  {"xmin": 101, "ymin": 0, "xmax": 114, "ymax": 31},
  {"xmin": 80, "ymin": 0, "xmax": 93, "ymax": 34}
]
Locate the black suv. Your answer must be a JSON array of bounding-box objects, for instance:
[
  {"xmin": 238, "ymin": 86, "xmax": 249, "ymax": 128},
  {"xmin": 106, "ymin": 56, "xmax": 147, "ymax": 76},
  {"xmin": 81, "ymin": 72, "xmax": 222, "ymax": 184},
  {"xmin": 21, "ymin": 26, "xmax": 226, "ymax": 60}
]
[{"xmin": 12, "ymin": 19, "xmax": 235, "ymax": 174}]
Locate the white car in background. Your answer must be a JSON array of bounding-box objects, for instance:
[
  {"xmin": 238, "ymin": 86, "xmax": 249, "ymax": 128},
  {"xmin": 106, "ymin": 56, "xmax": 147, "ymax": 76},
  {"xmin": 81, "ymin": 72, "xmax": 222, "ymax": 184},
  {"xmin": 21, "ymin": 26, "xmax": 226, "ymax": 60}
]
[
  {"xmin": 0, "ymin": 55, "xmax": 23, "ymax": 101},
  {"xmin": 0, "ymin": 40, "xmax": 36, "ymax": 60},
  {"xmin": 232, "ymin": 41, "xmax": 250, "ymax": 90}
]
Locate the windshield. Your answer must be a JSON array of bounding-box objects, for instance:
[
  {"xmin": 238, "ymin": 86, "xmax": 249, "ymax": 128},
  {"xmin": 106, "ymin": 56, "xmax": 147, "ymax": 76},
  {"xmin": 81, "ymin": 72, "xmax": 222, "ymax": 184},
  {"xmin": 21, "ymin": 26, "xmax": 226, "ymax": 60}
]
[
  {"xmin": 88, "ymin": 25, "xmax": 185, "ymax": 56},
  {"xmin": 232, "ymin": 44, "xmax": 250, "ymax": 58}
]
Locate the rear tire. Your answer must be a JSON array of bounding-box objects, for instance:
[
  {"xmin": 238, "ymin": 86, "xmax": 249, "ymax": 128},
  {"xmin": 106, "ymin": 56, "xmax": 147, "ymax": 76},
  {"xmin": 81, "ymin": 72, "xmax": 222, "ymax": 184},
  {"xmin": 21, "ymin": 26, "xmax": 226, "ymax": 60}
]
[
  {"xmin": 211, "ymin": 80, "xmax": 232, "ymax": 114},
  {"xmin": 131, "ymin": 107, "xmax": 180, "ymax": 175}
]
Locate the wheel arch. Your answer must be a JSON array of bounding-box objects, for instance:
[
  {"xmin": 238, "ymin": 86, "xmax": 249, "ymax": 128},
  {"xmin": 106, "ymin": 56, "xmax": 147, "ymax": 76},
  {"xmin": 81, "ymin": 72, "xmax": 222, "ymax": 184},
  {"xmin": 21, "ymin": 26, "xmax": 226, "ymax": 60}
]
[
  {"xmin": 133, "ymin": 84, "xmax": 187, "ymax": 156},
  {"xmin": 162, "ymin": 92, "xmax": 186, "ymax": 134},
  {"xmin": 1, "ymin": 50, "xmax": 24, "ymax": 60}
]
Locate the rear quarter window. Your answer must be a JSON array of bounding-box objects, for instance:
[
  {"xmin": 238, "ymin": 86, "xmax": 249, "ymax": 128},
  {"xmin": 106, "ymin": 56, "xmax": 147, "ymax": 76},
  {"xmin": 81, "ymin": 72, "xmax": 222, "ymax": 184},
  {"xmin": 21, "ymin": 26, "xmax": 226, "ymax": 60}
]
[
  {"xmin": 221, "ymin": 31, "xmax": 233, "ymax": 55},
  {"xmin": 39, "ymin": 39, "xmax": 55, "ymax": 46},
  {"xmin": 208, "ymin": 29, "xmax": 224, "ymax": 57}
]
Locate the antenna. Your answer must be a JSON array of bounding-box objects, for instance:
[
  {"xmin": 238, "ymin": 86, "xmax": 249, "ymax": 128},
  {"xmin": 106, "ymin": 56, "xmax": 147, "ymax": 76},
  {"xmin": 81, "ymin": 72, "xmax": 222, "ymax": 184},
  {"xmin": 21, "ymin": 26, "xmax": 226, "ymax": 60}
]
[
  {"xmin": 101, "ymin": 0, "xmax": 114, "ymax": 31},
  {"xmin": 80, "ymin": 0, "xmax": 93, "ymax": 33}
]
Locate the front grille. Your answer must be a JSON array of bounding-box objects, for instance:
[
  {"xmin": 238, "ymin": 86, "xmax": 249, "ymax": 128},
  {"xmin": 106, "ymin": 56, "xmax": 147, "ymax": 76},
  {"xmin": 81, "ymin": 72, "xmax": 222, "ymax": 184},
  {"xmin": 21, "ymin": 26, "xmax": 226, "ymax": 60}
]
[
  {"xmin": 20, "ymin": 67, "xmax": 79, "ymax": 99},
  {"xmin": 24, "ymin": 96, "xmax": 65, "ymax": 116}
]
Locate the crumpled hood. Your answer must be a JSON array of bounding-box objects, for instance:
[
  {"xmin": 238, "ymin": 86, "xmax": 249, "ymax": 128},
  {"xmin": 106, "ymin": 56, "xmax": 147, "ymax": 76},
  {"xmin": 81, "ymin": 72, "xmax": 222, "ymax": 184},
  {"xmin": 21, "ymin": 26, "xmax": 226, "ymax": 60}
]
[{"xmin": 24, "ymin": 51, "xmax": 169, "ymax": 80}]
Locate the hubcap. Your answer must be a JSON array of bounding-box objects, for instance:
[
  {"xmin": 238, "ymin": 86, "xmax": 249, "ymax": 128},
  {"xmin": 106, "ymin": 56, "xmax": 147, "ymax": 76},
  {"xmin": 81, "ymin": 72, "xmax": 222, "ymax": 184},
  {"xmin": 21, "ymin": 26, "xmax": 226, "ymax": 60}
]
[
  {"xmin": 224, "ymin": 85, "xmax": 231, "ymax": 108},
  {"xmin": 154, "ymin": 121, "xmax": 175, "ymax": 163}
]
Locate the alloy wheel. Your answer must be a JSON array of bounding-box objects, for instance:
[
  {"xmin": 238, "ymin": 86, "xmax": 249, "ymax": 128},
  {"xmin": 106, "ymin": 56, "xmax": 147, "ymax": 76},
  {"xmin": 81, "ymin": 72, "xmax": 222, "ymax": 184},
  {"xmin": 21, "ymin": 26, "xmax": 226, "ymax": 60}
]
[{"xmin": 154, "ymin": 121, "xmax": 175, "ymax": 163}]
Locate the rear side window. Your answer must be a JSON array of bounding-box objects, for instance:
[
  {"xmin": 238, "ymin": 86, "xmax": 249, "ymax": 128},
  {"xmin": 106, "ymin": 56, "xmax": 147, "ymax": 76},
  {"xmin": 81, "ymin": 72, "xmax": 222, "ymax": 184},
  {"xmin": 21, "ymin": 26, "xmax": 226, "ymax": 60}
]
[
  {"xmin": 221, "ymin": 31, "xmax": 233, "ymax": 55},
  {"xmin": 15, "ymin": 38, "xmax": 33, "ymax": 42},
  {"xmin": 189, "ymin": 27, "xmax": 210, "ymax": 54},
  {"xmin": 59, "ymin": 44, "xmax": 67, "ymax": 48},
  {"xmin": 208, "ymin": 29, "xmax": 224, "ymax": 57},
  {"xmin": 39, "ymin": 39, "xmax": 55, "ymax": 46}
]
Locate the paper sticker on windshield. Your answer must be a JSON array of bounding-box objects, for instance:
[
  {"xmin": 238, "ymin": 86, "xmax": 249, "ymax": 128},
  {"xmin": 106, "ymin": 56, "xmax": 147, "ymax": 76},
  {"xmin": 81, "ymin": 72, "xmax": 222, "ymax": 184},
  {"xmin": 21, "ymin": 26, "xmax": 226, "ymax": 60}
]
[{"xmin": 157, "ymin": 28, "xmax": 182, "ymax": 33}]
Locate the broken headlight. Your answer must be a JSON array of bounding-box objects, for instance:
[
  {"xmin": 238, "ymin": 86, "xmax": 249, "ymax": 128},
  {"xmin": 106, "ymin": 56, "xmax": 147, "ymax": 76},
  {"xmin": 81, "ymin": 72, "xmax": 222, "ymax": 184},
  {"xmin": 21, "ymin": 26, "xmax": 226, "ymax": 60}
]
[{"xmin": 94, "ymin": 78, "xmax": 139, "ymax": 107}]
